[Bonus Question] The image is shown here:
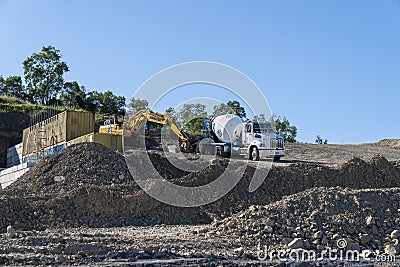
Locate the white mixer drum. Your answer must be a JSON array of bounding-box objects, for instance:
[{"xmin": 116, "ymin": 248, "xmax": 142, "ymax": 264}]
[{"xmin": 212, "ymin": 114, "xmax": 243, "ymax": 143}]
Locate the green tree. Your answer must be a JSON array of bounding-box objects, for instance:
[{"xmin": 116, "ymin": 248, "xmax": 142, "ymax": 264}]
[
  {"xmin": 59, "ymin": 81, "xmax": 87, "ymax": 109},
  {"xmin": 212, "ymin": 100, "xmax": 246, "ymax": 118},
  {"xmin": 227, "ymin": 100, "xmax": 246, "ymax": 118},
  {"xmin": 0, "ymin": 76, "xmax": 4, "ymax": 94},
  {"xmin": 212, "ymin": 103, "xmax": 232, "ymax": 117},
  {"xmin": 177, "ymin": 103, "xmax": 207, "ymax": 124},
  {"xmin": 184, "ymin": 117, "xmax": 205, "ymax": 135},
  {"xmin": 128, "ymin": 97, "xmax": 148, "ymax": 113},
  {"xmin": 273, "ymin": 116, "xmax": 297, "ymax": 143},
  {"xmin": 165, "ymin": 107, "xmax": 176, "ymax": 116},
  {"xmin": 176, "ymin": 103, "xmax": 207, "ymax": 134},
  {"xmin": 315, "ymin": 135, "xmax": 328, "ymax": 144},
  {"xmin": 253, "ymin": 113, "xmax": 267, "ymax": 122},
  {"xmin": 0, "ymin": 75, "xmax": 25, "ymax": 99},
  {"xmin": 23, "ymin": 45, "xmax": 69, "ymax": 104},
  {"xmin": 84, "ymin": 91, "xmax": 102, "ymax": 113},
  {"xmin": 98, "ymin": 90, "xmax": 126, "ymax": 115},
  {"xmin": 165, "ymin": 106, "xmax": 178, "ymax": 120}
]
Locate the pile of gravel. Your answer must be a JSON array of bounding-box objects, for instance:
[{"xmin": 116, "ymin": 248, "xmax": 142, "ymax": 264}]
[
  {"xmin": 1, "ymin": 143, "xmax": 400, "ymax": 232},
  {"xmin": 5, "ymin": 142, "xmax": 134, "ymax": 196},
  {"xmin": 376, "ymin": 139, "xmax": 400, "ymax": 149},
  {"xmin": 206, "ymin": 186, "xmax": 400, "ymax": 256},
  {"xmin": 202, "ymin": 155, "xmax": 400, "ymax": 219},
  {"xmin": 5, "ymin": 143, "xmax": 190, "ymax": 197}
]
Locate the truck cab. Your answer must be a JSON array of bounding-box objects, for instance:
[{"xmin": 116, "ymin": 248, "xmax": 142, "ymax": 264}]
[{"xmin": 240, "ymin": 121, "xmax": 285, "ymax": 160}]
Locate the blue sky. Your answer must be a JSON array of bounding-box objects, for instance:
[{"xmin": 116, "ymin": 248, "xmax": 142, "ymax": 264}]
[{"xmin": 0, "ymin": 1, "xmax": 399, "ymax": 144}]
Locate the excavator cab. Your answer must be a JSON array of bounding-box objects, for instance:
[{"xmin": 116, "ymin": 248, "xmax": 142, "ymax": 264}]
[{"xmin": 99, "ymin": 116, "xmax": 124, "ymax": 135}]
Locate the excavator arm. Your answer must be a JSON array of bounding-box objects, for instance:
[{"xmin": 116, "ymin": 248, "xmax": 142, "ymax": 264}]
[
  {"xmin": 127, "ymin": 110, "xmax": 153, "ymax": 138},
  {"xmin": 126, "ymin": 110, "xmax": 191, "ymax": 150},
  {"xmin": 164, "ymin": 114, "xmax": 191, "ymax": 150}
]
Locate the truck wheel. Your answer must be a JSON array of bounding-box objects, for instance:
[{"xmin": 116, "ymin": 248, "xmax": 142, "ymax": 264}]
[
  {"xmin": 274, "ymin": 156, "xmax": 281, "ymax": 161},
  {"xmin": 250, "ymin": 147, "xmax": 260, "ymax": 161}
]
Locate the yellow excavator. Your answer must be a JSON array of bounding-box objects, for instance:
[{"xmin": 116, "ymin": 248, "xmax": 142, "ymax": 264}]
[
  {"xmin": 98, "ymin": 117, "xmax": 124, "ymax": 135},
  {"xmin": 99, "ymin": 110, "xmax": 192, "ymax": 151}
]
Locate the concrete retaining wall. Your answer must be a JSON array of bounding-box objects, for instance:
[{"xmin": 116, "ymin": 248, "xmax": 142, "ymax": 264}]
[
  {"xmin": 22, "ymin": 110, "xmax": 94, "ymax": 156},
  {"xmin": 6, "ymin": 143, "xmax": 23, "ymax": 168},
  {"xmin": 22, "ymin": 143, "xmax": 66, "ymax": 164},
  {"xmin": 0, "ymin": 162, "xmax": 35, "ymax": 189}
]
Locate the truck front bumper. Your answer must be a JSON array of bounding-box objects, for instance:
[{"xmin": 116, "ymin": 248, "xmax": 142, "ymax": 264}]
[{"xmin": 259, "ymin": 149, "xmax": 285, "ymax": 158}]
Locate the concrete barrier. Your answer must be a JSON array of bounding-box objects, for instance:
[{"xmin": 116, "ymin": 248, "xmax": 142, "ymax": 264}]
[
  {"xmin": 0, "ymin": 162, "xmax": 35, "ymax": 189},
  {"xmin": 6, "ymin": 143, "xmax": 23, "ymax": 168},
  {"xmin": 22, "ymin": 143, "xmax": 66, "ymax": 164}
]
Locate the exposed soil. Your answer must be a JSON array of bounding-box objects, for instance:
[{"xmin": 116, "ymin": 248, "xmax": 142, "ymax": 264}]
[
  {"xmin": 1, "ymin": 141, "xmax": 400, "ymax": 266},
  {"xmin": 281, "ymin": 142, "xmax": 400, "ymax": 165}
]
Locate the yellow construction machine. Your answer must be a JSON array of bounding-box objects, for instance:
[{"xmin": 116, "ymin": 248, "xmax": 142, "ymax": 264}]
[
  {"xmin": 99, "ymin": 117, "xmax": 124, "ymax": 135},
  {"xmin": 99, "ymin": 110, "xmax": 193, "ymax": 151}
]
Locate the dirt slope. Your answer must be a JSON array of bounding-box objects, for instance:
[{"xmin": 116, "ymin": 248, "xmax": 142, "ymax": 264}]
[
  {"xmin": 1, "ymin": 140, "xmax": 400, "ymax": 265},
  {"xmin": 1, "ymin": 142, "xmax": 400, "ymax": 231},
  {"xmin": 281, "ymin": 142, "xmax": 400, "ymax": 165}
]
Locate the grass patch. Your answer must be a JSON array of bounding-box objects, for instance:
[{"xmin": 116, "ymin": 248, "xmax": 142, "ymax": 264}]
[
  {"xmin": 0, "ymin": 103, "xmax": 85, "ymax": 114},
  {"xmin": 0, "ymin": 98, "xmax": 117, "ymax": 125},
  {"xmin": 0, "ymin": 96, "xmax": 25, "ymax": 104}
]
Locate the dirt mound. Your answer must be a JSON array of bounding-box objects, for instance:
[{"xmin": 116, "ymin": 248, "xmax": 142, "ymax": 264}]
[
  {"xmin": 1, "ymin": 143, "xmax": 400, "ymax": 231},
  {"xmin": 126, "ymin": 149, "xmax": 191, "ymax": 181},
  {"xmin": 0, "ymin": 184, "xmax": 212, "ymax": 231},
  {"xmin": 5, "ymin": 143, "xmax": 192, "ymax": 197},
  {"xmin": 44, "ymin": 185, "xmax": 211, "ymax": 228},
  {"xmin": 283, "ymin": 142, "xmax": 400, "ymax": 165},
  {"xmin": 337, "ymin": 155, "xmax": 399, "ymax": 187},
  {"xmin": 207, "ymin": 186, "xmax": 400, "ymax": 255},
  {"xmin": 5, "ymin": 142, "xmax": 134, "ymax": 196},
  {"xmin": 376, "ymin": 139, "xmax": 400, "ymax": 149}
]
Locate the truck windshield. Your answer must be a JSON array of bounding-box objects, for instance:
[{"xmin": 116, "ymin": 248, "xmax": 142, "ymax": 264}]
[{"xmin": 253, "ymin": 122, "xmax": 274, "ymax": 133}]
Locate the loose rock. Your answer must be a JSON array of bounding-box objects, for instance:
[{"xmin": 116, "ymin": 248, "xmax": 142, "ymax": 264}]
[{"xmin": 6, "ymin": 225, "xmax": 16, "ymax": 238}]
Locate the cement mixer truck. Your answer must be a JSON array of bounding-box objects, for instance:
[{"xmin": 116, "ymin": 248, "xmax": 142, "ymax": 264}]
[{"xmin": 199, "ymin": 114, "xmax": 285, "ymax": 161}]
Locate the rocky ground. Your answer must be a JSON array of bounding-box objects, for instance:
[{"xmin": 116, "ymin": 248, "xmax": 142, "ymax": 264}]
[
  {"xmin": 280, "ymin": 141, "xmax": 400, "ymax": 166},
  {"xmin": 0, "ymin": 140, "xmax": 400, "ymax": 266}
]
